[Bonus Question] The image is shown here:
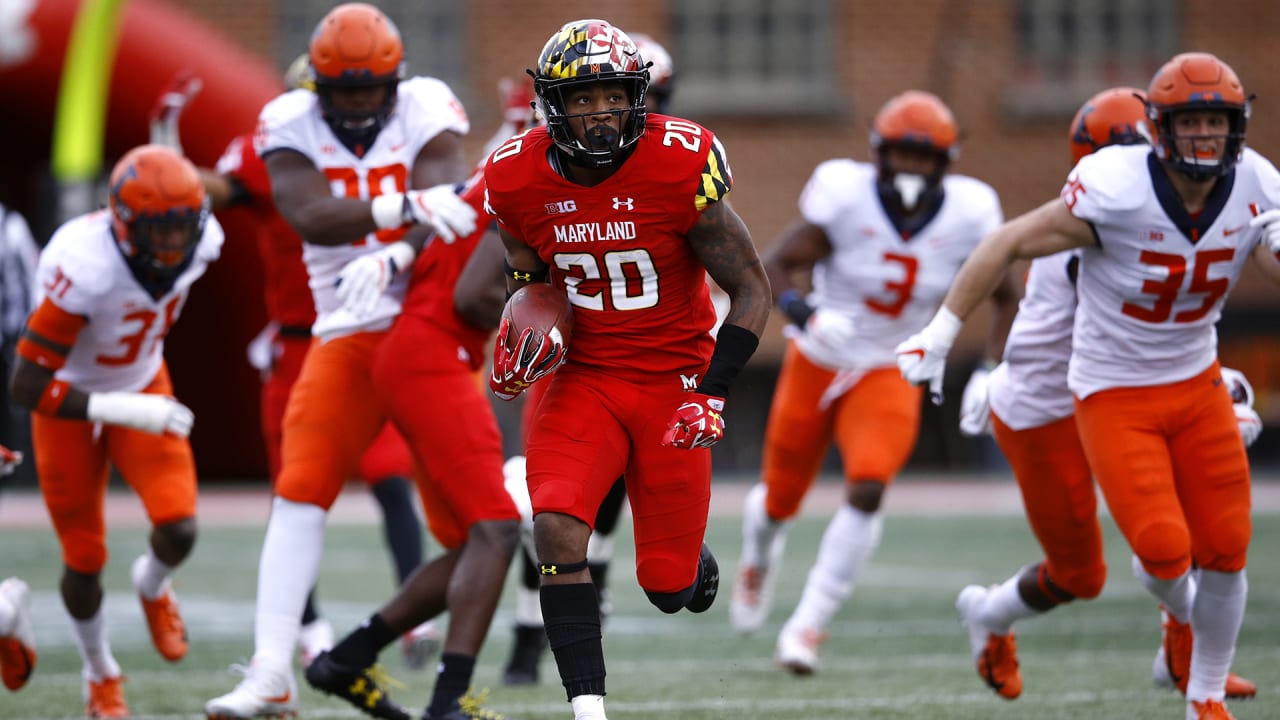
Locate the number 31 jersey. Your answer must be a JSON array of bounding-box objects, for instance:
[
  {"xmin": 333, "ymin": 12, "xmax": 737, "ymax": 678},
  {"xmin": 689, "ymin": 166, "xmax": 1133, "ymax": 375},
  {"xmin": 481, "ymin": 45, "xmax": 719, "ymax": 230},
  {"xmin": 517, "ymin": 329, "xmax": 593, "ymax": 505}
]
[
  {"xmin": 1065, "ymin": 145, "xmax": 1280, "ymax": 398},
  {"xmin": 483, "ymin": 115, "xmax": 726, "ymax": 383}
]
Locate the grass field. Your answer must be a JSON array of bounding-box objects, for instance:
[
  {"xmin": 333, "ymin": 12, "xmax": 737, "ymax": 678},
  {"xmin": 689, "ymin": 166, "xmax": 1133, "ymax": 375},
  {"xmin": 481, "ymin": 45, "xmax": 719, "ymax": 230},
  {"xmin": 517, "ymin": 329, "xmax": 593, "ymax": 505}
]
[{"xmin": 1, "ymin": 480, "xmax": 1277, "ymax": 720}]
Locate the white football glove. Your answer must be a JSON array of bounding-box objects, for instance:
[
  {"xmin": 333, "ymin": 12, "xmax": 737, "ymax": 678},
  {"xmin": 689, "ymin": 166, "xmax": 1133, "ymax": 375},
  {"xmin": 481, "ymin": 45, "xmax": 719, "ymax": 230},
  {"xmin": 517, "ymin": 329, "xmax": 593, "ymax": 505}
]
[
  {"xmin": 805, "ymin": 308, "xmax": 856, "ymax": 352},
  {"xmin": 0, "ymin": 445, "xmax": 22, "ymax": 477},
  {"xmin": 1248, "ymin": 208, "xmax": 1280, "ymax": 254},
  {"xmin": 958, "ymin": 366, "xmax": 993, "ymax": 437},
  {"xmin": 895, "ymin": 307, "xmax": 963, "ymax": 405},
  {"xmin": 335, "ymin": 241, "xmax": 416, "ymax": 318},
  {"xmin": 86, "ymin": 392, "xmax": 194, "ymax": 438},
  {"xmin": 1221, "ymin": 366, "xmax": 1261, "ymax": 448},
  {"xmin": 370, "ymin": 184, "xmax": 477, "ymax": 243},
  {"xmin": 148, "ymin": 73, "xmax": 203, "ymax": 152}
]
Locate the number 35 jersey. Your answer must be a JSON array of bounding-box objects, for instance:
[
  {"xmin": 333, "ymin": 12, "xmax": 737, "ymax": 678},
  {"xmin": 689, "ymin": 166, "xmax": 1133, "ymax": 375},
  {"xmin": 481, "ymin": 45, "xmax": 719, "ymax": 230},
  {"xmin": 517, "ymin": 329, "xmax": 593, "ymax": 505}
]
[
  {"xmin": 483, "ymin": 115, "xmax": 726, "ymax": 382},
  {"xmin": 798, "ymin": 159, "xmax": 1002, "ymax": 370},
  {"xmin": 34, "ymin": 210, "xmax": 224, "ymax": 392},
  {"xmin": 1065, "ymin": 145, "xmax": 1280, "ymax": 399}
]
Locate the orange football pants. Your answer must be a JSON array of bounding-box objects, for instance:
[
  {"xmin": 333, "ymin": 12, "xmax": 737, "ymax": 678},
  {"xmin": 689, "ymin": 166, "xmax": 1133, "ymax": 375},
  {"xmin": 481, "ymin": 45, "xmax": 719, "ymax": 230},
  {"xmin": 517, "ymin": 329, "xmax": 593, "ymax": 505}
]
[
  {"xmin": 32, "ymin": 364, "xmax": 197, "ymax": 574},
  {"xmin": 761, "ymin": 342, "xmax": 921, "ymax": 520},
  {"xmin": 991, "ymin": 412, "xmax": 1106, "ymax": 599},
  {"xmin": 1074, "ymin": 362, "xmax": 1251, "ymax": 579}
]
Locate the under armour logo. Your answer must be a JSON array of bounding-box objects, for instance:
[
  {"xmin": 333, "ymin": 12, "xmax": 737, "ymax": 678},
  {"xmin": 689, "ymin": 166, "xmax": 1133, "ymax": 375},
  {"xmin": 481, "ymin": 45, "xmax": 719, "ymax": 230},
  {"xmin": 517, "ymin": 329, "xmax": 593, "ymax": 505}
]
[
  {"xmin": 612, "ymin": 197, "xmax": 634, "ymax": 210},
  {"xmin": 680, "ymin": 373, "xmax": 699, "ymax": 391}
]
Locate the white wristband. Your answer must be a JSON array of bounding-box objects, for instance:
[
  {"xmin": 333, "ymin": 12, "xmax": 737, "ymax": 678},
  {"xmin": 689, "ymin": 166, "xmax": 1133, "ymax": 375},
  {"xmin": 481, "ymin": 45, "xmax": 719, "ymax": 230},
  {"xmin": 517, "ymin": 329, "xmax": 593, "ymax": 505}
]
[
  {"xmin": 371, "ymin": 193, "xmax": 407, "ymax": 231},
  {"xmin": 925, "ymin": 305, "xmax": 964, "ymax": 351},
  {"xmin": 384, "ymin": 241, "xmax": 416, "ymax": 274}
]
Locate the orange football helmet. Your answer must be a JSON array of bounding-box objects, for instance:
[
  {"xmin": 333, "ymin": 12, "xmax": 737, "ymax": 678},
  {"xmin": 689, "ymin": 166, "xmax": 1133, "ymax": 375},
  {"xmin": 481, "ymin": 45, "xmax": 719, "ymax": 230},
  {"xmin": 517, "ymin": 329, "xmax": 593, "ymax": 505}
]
[
  {"xmin": 631, "ymin": 33, "xmax": 675, "ymax": 114},
  {"xmin": 533, "ymin": 19, "xmax": 649, "ymax": 168},
  {"xmin": 870, "ymin": 91, "xmax": 958, "ymax": 212},
  {"xmin": 1068, "ymin": 87, "xmax": 1151, "ymax": 165},
  {"xmin": 309, "ymin": 3, "xmax": 404, "ymax": 144},
  {"xmin": 1146, "ymin": 52, "xmax": 1251, "ymax": 180},
  {"xmin": 108, "ymin": 145, "xmax": 208, "ymax": 286}
]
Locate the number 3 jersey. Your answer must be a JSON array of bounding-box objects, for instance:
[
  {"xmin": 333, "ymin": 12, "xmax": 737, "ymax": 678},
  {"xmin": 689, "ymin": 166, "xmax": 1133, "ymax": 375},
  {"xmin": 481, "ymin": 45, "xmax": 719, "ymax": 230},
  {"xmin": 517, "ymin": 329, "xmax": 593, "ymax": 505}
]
[
  {"xmin": 256, "ymin": 77, "xmax": 470, "ymax": 341},
  {"xmin": 797, "ymin": 159, "xmax": 1002, "ymax": 370},
  {"xmin": 1065, "ymin": 145, "xmax": 1280, "ymax": 399},
  {"xmin": 482, "ymin": 115, "xmax": 726, "ymax": 382},
  {"xmin": 33, "ymin": 210, "xmax": 224, "ymax": 392}
]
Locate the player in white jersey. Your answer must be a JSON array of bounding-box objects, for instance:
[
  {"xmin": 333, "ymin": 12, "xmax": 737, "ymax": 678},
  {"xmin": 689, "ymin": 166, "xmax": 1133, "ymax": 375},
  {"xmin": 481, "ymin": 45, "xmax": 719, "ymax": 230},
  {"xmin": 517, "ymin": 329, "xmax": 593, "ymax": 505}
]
[
  {"xmin": 9, "ymin": 145, "xmax": 222, "ymax": 718},
  {"xmin": 950, "ymin": 87, "xmax": 1259, "ymax": 703},
  {"xmin": 897, "ymin": 53, "xmax": 1280, "ymax": 720},
  {"xmin": 728, "ymin": 90, "xmax": 1017, "ymax": 674},
  {"xmin": 203, "ymin": 6, "xmax": 518, "ymax": 720}
]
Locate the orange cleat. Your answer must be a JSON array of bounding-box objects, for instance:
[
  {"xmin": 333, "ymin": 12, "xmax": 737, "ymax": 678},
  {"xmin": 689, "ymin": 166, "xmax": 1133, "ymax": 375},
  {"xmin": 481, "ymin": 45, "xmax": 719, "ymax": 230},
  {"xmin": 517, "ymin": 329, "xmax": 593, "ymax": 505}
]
[
  {"xmin": 957, "ymin": 585, "xmax": 1022, "ymax": 700},
  {"xmin": 1190, "ymin": 699, "xmax": 1236, "ymax": 719},
  {"xmin": 140, "ymin": 588, "xmax": 188, "ymax": 662},
  {"xmin": 0, "ymin": 577, "xmax": 37, "ymax": 691},
  {"xmin": 86, "ymin": 675, "xmax": 129, "ymax": 718}
]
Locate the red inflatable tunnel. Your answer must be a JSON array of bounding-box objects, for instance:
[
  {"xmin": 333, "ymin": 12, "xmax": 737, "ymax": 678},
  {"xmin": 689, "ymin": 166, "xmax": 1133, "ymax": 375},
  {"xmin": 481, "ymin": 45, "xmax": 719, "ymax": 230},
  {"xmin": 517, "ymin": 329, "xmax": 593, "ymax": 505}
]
[{"xmin": 0, "ymin": 0, "xmax": 284, "ymax": 479}]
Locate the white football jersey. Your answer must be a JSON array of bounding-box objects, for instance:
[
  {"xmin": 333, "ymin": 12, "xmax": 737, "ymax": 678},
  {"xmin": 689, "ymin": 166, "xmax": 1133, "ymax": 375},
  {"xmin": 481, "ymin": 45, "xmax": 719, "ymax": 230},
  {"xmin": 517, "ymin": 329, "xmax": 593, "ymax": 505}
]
[
  {"xmin": 1066, "ymin": 145, "xmax": 1280, "ymax": 398},
  {"xmin": 34, "ymin": 210, "xmax": 223, "ymax": 393},
  {"xmin": 795, "ymin": 159, "xmax": 1003, "ymax": 370},
  {"xmin": 988, "ymin": 251, "xmax": 1078, "ymax": 430},
  {"xmin": 256, "ymin": 77, "xmax": 470, "ymax": 341}
]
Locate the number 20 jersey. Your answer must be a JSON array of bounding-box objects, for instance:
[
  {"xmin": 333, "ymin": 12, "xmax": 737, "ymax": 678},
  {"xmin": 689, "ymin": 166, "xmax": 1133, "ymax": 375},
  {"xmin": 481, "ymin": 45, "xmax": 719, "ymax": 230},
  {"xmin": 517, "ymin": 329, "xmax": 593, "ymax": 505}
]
[
  {"xmin": 482, "ymin": 115, "xmax": 726, "ymax": 383},
  {"xmin": 1065, "ymin": 145, "xmax": 1280, "ymax": 399}
]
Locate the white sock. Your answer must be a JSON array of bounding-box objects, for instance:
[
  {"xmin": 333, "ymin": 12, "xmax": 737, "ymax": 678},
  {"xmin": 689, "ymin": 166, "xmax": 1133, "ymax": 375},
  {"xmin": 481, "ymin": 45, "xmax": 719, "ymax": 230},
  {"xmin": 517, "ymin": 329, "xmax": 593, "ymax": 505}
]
[
  {"xmin": 514, "ymin": 585, "xmax": 544, "ymax": 626},
  {"xmin": 1131, "ymin": 555, "xmax": 1195, "ymax": 623},
  {"xmin": 571, "ymin": 693, "xmax": 607, "ymax": 720},
  {"xmin": 131, "ymin": 548, "xmax": 175, "ymax": 600},
  {"xmin": 1186, "ymin": 569, "xmax": 1246, "ymax": 702},
  {"xmin": 0, "ymin": 589, "xmax": 15, "ymax": 635},
  {"xmin": 253, "ymin": 497, "xmax": 327, "ymax": 671},
  {"xmin": 68, "ymin": 606, "xmax": 122, "ymax": 681},
  {"xmin": 978, "ymin": 572, "xmax": 1039, "ymax": 635},
  {"xmin": 741, "ymin": 483, "xmax": 788, "ymax": 569},
  {"xmin": 791, "ymin": 505, "xmax": 882, "ymax": 631}
]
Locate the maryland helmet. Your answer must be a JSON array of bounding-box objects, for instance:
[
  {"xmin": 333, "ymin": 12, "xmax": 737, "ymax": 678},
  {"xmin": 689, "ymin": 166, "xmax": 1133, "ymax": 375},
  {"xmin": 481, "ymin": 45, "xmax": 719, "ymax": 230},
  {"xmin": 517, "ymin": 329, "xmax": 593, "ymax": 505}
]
[
  {"xmin": 870, "ymin": 91, "xmax": 959, "ymax": 211},
  {"xmin": 284, "ymin": 52, "xmax": 316, "ymax": 92},
  {"xmin": 631, "ymin": 33, "xmax": 675, "ymax": 114},
  {"xmin": 1146, "ymin": 52, "xmax": 1250, "ymax": 180},
  {"xmin": 309, "ymin": 3, "xmax": 405, "ymax": 147},
  {"xmin": 108, "ymin": 145, "xmax": 208, "ymax": 286},
  {"xmin": 1068, "ymin": 87, "xmax": 1151, "ymax": 165},
  {"xmin": 532, "ymin": 19, "xmax": 649, "ymax": 168}
]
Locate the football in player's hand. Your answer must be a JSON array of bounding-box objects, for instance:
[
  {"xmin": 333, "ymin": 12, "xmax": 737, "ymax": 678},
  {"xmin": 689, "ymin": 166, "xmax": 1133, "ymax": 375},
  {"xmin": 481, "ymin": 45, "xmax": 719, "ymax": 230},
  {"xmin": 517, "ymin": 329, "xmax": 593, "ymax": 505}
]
[{"xmin": 501, "ymin": 283, "xmax": 573, "ymax": 350}]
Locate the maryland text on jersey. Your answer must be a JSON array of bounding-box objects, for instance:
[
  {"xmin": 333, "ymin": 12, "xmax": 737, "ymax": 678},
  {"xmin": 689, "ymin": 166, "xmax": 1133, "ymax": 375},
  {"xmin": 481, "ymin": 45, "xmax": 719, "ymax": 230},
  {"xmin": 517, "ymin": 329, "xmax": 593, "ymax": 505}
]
[{"xmin": 553, "ymin": 221, "xmax": 637, "ymax": 243}]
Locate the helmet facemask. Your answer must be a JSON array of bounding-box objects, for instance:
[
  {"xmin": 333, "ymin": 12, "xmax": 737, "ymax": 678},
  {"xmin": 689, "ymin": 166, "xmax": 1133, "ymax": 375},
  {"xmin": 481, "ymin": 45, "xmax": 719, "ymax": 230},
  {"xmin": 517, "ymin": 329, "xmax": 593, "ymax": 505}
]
[
  {"xmin": 113, "ymin": 200, "xmax": 209, "ymax": 295},
  {"xmin": 1150, "ymin": 104, "xmax": 1250, "ymax": 181},
  {"xmin": 314, "ymin": 75, "xmax": 400, "ymax": 155},
  {"xmin": 873, "ymin": 141, "xmax": 952, "ymax": 214}
]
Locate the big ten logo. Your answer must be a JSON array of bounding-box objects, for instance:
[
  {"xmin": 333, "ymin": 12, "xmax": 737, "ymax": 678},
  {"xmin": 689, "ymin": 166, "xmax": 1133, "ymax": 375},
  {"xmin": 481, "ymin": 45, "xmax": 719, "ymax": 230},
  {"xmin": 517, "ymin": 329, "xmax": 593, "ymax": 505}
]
[{"xmin": 545, "ymin": 199, "xmax": 577, "ymax": 215}]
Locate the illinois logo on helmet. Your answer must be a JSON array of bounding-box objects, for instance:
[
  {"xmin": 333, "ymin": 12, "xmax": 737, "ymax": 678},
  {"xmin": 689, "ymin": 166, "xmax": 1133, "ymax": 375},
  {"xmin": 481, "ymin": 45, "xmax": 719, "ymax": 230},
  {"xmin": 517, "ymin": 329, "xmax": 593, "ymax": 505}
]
[
  {"xmin": 308, "ymin": 2, "xmax": 405, "ymax": 152},
  {"xmin": 630, "ymin": 33, "xmax": 676, "ymax": 114},
  {"xmin": 532, "ymin": 19, "xmax": 649, "ymax": 168},
  {"xmin": 1146, "ymin": 52, "xmax": 1252, "ymax": 181},
  {"xmin": 1068, "ymin": 87, "xmax": 1151, "ymax": 165},
  {"xmin": 108, "ymin": 145, "xmax": 208, "ymax": 292},
  {"xmin": 870, "ymin": 90, "xmax": 959, "ymax": 212}
]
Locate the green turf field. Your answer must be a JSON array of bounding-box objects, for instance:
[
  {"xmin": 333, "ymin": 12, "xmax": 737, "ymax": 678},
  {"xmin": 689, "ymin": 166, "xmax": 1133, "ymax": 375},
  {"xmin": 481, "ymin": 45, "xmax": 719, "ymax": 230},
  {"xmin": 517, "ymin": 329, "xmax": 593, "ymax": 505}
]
[{"xmin": 2, "ymin": 486, "xmax": 1276, "ymax": 719}]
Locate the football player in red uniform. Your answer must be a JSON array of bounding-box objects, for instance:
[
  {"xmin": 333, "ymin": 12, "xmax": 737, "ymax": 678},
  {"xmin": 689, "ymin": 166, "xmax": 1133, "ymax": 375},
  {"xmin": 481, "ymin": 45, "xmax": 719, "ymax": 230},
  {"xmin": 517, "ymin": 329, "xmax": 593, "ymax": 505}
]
[{"xmin": 483, "ymin": 19, "xmax": 770, "ymax": 720}]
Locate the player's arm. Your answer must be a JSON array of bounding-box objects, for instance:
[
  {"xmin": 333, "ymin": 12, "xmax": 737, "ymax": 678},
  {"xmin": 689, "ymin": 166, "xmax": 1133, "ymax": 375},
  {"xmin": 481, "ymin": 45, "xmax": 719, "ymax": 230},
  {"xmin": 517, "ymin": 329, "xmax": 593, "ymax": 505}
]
[
  {"xmin": 9, "ymin": 300, "xmax": 193, "ymax": 436},
  {"xmin": 454, "ymin": 226, "xmax": 508, "ymax": 330},
  {"xmin": 198, "ymin": 168, "xmax": 246, "ymax": 211},
  {"xmin": 983, "ymin": 269, "xmax": 1023, "ymax": 364},
  {"xmin": 498, "ymin": 226, "xmax": 548, "ymax": 297},
  {"xmin": 763, "ymin": 218, "xmax": 831, "ymax": 326},
  {"xmin": 1249, "ymin": 242, "xmax": 1280, "ymax": 285},
  {"xmin": 488, "ymin": 226, "xmax": 555, "ymax": 401}
]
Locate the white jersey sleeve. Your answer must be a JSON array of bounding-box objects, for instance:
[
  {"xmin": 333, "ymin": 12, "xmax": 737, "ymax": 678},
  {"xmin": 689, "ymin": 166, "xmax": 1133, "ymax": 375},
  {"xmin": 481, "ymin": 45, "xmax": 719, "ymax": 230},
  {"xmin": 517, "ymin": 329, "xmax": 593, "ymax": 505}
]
[
  {"xmin": 257, "ymin": 78, "xmax": 470, "ymax": 342},
  {"xmin": 796, "ymin": 159, "xmax": 1003, "ymax": 372},
  {"xmin": 35, "ymin": 211, "xmax": 222, "ymax": 393},
  {"xmin": 1066, "ymin": 145, "xmax": 1274, "ymax": 398}
]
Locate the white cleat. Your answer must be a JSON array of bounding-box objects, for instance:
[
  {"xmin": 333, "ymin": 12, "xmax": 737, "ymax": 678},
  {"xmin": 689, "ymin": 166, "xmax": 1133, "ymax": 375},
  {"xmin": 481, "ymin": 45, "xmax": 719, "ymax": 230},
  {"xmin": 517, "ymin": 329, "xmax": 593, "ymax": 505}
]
[
  {"xmin": 298, "ymin": 618, "xmax": 334, "ymax": 668},
  {"xmin": 205, "ymin": 663, "xmax": 298, "ymax": 719},
  {"xmin": 730, "ymin": 483, "xmax": 786, "ymax": 634},
  {"xmin": 774, "ymin": 619, "xmax": 826, "ymax": 676},
  {"xmin": 401, "ymin": 620, "xmax": 443, "ymax": 670},
  {"xmin": 0, "ymin": 577, "xmax": 36, "ymax": 691}
]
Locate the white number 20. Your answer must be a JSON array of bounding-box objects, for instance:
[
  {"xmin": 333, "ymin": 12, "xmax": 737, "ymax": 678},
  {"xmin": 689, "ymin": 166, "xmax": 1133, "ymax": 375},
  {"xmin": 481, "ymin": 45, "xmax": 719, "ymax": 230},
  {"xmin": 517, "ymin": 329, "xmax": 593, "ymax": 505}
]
[
  {"xmin": 662, "ymin": 120, "xmax": 702, "ymax": 152},
  {"xmin": 554, "ymin": 249, "xmax": 658, "ymax": 311}
]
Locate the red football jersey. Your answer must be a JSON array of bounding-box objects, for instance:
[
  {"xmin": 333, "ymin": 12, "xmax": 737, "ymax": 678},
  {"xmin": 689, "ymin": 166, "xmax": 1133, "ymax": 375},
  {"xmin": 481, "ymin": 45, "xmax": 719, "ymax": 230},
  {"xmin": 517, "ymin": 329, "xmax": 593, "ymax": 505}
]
[
  {"xmin": 401, "ymin": 169, "xmax": 493, "ymax": 366},
  {"xmin": 483, "ymin": 115, "xmax": 727, "ymax": 382},
  {"xmin": 216, "ymin": 134, "xmax": 316, "ymax": 329}
]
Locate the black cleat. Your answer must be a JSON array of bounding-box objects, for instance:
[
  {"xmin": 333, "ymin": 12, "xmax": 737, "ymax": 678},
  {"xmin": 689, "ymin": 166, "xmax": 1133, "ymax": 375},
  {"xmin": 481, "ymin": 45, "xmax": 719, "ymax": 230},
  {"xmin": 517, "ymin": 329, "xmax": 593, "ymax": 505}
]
[
  {"xmin": 304, "ymin": 650, "xmax": 411, "ymax": 720},
  {"xmin": 685, "ymin": 542, "xmax": 720, "ymax": 613},
  {"xmin": 426, "ymin": 689, "xmax": 520, "ymax": 719},
  {"xmin": 501, "ymin": 624, "xmax": 548, "ymax": 686}
]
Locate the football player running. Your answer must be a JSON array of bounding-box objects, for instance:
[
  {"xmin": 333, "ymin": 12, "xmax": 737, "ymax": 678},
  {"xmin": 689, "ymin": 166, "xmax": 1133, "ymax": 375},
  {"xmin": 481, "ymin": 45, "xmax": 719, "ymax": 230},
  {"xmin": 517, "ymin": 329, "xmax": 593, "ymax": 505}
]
[
  {"xmin": 728, "ymin": 90, "xmax": 1016, "ymax": 676},
  {"xmin": 203, "ymin": 5, "xmax": 518, "ymax": 720},
  {"xmin": 483, "ymin": 19, "xmax": 770, "ymax": 720},
  {"xmin": 10, "ymin": 145, "xmax": 222, "ymax": 718},
  {"xmin": 950, "ymin": 86, "xmax": 1260, "ymax": 703},
  {"xmin": 897, "ymin": 52, "xmax": 1280, "ymax": 720}
]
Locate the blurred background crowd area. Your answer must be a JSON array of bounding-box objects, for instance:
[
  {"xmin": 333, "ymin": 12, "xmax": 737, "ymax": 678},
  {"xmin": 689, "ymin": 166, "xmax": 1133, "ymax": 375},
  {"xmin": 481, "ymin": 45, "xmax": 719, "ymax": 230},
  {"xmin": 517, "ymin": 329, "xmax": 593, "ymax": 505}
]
[{"xmin": 0, "ymin": 0, "xmax": 1276, "ymax": 481}]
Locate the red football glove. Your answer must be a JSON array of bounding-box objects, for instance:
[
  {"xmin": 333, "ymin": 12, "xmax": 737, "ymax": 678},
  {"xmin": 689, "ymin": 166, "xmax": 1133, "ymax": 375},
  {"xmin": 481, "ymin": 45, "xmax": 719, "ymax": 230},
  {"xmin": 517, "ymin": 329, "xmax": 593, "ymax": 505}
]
[
  {"xmin": 0, "ymin": 444, "xmax": 22, "ymax": 477},
  {"xmin": 489, "ymin": 317, "xmax": 567, "ymax": 401},
  {"xmin": 661, "ymin": 393, "xmax": 726, "ymax": 449}
]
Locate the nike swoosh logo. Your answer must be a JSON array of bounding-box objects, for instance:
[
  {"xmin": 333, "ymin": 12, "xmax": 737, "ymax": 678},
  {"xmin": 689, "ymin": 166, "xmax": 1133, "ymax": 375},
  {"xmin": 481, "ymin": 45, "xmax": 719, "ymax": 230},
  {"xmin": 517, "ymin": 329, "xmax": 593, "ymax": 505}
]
[
  {"xmin": 1222, "ymin": 225, "xmax": 1247, "ymax": 236},
  {"xmin": 263, "ymin": 690, "xmax": 291, "ymax": 704}
]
